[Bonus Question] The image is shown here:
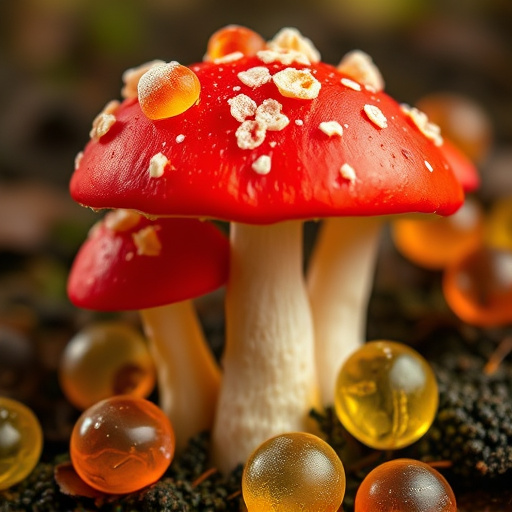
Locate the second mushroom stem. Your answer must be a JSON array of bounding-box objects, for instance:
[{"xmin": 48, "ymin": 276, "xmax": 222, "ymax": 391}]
[
  {"xmin": 141, "ymin": 300, "xmax": 221, "ymax": 453},
  {"xmin": 212, "ymin": 220, "xmax": 320, "ymax": 473},
  {"xmin": 307, "ymin": 216, "xmax": 383, "ymax": 406}
]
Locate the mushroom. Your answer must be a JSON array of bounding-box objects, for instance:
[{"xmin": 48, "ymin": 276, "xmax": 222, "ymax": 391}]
[
  {"xmin": 69, "ymin": 26, "xmax": 464, "ymax": 471},
  {"xmin": 306, "ymin": 56, "xmax": 475, "ymax": 405},
  {"xmin": 67, "ymin": 209, "xmax": 229, "ymax": 451}
]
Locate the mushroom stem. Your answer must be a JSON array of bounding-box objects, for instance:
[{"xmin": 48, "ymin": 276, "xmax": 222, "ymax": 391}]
[
  {"xmin": 140, "ymin": 300, "xmax": 220, "ymax": 452},
  {"xmin": 212, "ymin": 221, "xmax": 320, "ymax": 473},
  {"xmin": 307, "ymin": 216, "xmax": 383, "ymax": 405}
]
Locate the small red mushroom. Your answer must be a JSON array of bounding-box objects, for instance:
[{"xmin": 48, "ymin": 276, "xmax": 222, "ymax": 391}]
[
  {"xmin": 69, "ymin": 26, "xmax": 464, "ymax": 470},
  {"xmin": 67, "ymin": 209, "xmax": 229, "ymax": 451}
]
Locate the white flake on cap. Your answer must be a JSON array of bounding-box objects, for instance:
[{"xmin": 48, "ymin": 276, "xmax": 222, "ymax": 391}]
[
  {"xmin": 364, "ymin": 104, "xmax": 388, "ymax": 129},
  {"xmin": 236, "ymin": 120, "xmax": 266, "ymax": 149},
  {"xmin": 319, "ymin": 121, "xmax": 344, "ymax": 137},
  {"xmin": 137, "ymin": 61, "xmax": 180, "ymax": 105},
  {"xmin": 213, "ymin": 51, "xmax": 244, "ymax": 64},
  {"xmin": 340, "ymin": 163, "xmax": 357, "ymax": 184},
  {"xmin": 255, "ymin": 99, "xmax": 289, "ymax": 131},
  {"xmin": 424, "ymin": 160, "xmax": 434, "ymax": 172},
  {"xmin": 132, "ymin": 226, "xmax": 162, "ymax": 257},
  {"xmin": 401, "ymin": 104, "xmax": 444, "ymax": 147},
  {"xmin": 121, "ymin": 60, "xmax": 165, "ymax": 99},
  {"xmin": 90, "ymin": 100, "xmax": 120, "ymax": 140},
  {"xmin": 228, "ymin": 94, "xmax": 258, "ymax": 122},
  {"xmin": 148, "ymin": 152, "xmax": 169, "ymax": 178},
  {"xmin": 267, "ymin": 27, "xmax": 321, "ymax": 63},
  {"xmin": 237, "ymin": 67, "xmax": 272, "ymax": 88},
  {"xmin": 257, "ymin": 49, "xmax": 311, "ymax": 66},
  {"xmin": 176, "ymin": 134, "xmax": 185, "ymax": 143},
  {"xmin": 105, "ymin": 209, "xmax": 141, "ymax": 232},
  {"xmin": 74, "ymin": 152, "xmax": 83, "ymax": 170},
  {"xmin": 252, "ymin": 155, "xmax": 272, "ymax": 175},
  {"xmin": 295, "ymin": 119, "xmax": 304, "ymax": 126},
  {"xmin": 273, "ymin": 68, "xmax": 321, "ymax": 99},
  {"xmin": 340, "ymin": 77, "xmax": 362, "ymax": 91},
  {"xmin": 337, "ymin": 50, "xmax": 384, "ymax": 92}
]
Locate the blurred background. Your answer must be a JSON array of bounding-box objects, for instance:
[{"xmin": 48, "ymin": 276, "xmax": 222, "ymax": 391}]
[
  {"xmin": 0, "ymin": 2, "xmax": 510, "ymax": 305},
  {"xmin": 0, "ymin": 0, "xmax": 511, "ymax": 349},
  {"xmin": 0, "ymin": 0, "xmax": 511, "ymax": 479}
]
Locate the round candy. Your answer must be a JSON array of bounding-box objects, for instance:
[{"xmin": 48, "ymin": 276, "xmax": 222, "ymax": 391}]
[
  {"xmin": 59, "ymin": 321, "xmax": 156, "ymax": 410},
  {"xmin": 242, "ymin": 432, "xmax": 345, "ymax": 512},
  {"xmin": 0, "ymin": 397, "xmax": 43, "ymax": 490},
  {"xmin": 335, "ymin": 341, "xmax": 438, "ymax": 450},
  {"xmin": 206, "ymin": 25, "xmax": 266, "ymax": 61},
  {"xmin": 443, "ymin": 246, "xmax": 512, "ymax": 327},
  {"xmin": 355, "ymin": 458, "xmax": 457, "ymax": 512},
  {"xmin": 70, "ymin": 395, "xmax": 175, "ymax": 494},
  {"xmin": 138, "ymin": 62, "xmax": 201, "ymax": 120},
  {"xmin": 392, "ymin": 198, "xmax": 484, "ymax": 270}
]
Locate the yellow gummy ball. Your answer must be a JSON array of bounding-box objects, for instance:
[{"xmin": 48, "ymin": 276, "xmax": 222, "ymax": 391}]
[
  {"xmin": 335, "ymin": 341, "xmax": 438, "ymax": 450},
  {"xmin": 0, "ymin": 397, "xmax": 43, "ymax": 490},
  {"xmin": 242, "ymin": 432, "xmax": 346, "ymax": 512}
]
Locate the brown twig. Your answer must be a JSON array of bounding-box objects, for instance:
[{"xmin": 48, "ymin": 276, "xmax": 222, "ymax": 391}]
[
  {"xmin": 484, "ymin": 336, "xmax": 512, "ymax": 375},
  {"xmin": 191, "ymin": 467, "xmax": 218, "ymax": 488}
]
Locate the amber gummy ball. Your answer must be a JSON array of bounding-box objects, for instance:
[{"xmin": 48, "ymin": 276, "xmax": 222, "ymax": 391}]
[
  {"xmin": 70, "ymin": 395, "xmax": 175, "ymax": 494},
  {"xmin": 335, "ymin": 341, "xmax": 438, "ymax": 450},
  {"xmin": 0, "ymin": 397, "xmax": 43, "ymax": 490},
  {"xmin": 59, "ymin": 321, "xmax": 156, "ymax": 411},
  {"xmin": 443, "ymin": 245, "xmax": 512, "ymax": 327},
  {"xmin": 205, "ymin": 25, "xmax": 266, "ymax": 61},
  {"xmin": 355, "ymin": 458, "xmax": 457, "ymax": 512},
  {"xmin": 138, "ymin": 62, "xmax": 201, "ymax": 120},
  {"xmin": 392, "ymin": 198, "xmax": 484, "ymax": 270},
  {"xmin": 242, "ymin": 432, "xmax": 346, "ymax": 512}
]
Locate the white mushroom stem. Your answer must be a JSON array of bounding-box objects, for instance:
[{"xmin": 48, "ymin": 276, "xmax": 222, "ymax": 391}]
[
  {"xmin": 212, "ymin": 221, "xmax": 320, "ymax": 473},
  {"xmin": 140, "ymin": 300, "xmax": 220, "ymax": 452},
  {"xmin": 307, "ymin": 216, "xmax": 383, "ymax": 405}
]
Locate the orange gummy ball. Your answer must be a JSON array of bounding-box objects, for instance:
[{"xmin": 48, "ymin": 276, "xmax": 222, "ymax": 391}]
[
  {"xmin": 355, "ymin": 459, "xmax": 457, "ymax": 512},
  {"xmin": 206, "ymin": 25, "xmax": 266, "ymax": 61},
  {"xmin": 59, "ymin": 321, "xmax": 156, "ymax": 411},
  {"xmin": 138, "ymin": 62, "xmax": 200, "ymax": 120},
  {"xmin": 242, "ymin": 432, "xmax": 346, "ymax": 512},
  {"xmin": 392, "ymin": 199, "xmax": 484, "ymax": 270},
  {"xmin": 443, "ymin": 246, "xmax": 512, "ymax": 327},
  {"xmin": 70, "ymin": 395, "xmax": 175, "ymax": 494}
]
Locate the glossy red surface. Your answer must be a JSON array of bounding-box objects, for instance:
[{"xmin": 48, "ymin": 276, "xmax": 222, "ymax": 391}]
[
  {"xmin": 67, "ymin": 213, "xmax": 229, "ymax": 310},
  {"xmin": 70, "ymin": 55, "xmax": 464, "ymax": 224}
]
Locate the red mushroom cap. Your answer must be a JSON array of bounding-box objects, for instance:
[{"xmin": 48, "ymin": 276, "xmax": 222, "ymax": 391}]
[
  {"xmin": 71, "ymin": 50, "xmax": 464, "ymax": 223},
  {"xmin": 438, "ymin": 138, "xmax": 480, "ymax": 193},
  {"xmin": 67, "ymin": 211, "xmax": 229, "ymax": 311}
]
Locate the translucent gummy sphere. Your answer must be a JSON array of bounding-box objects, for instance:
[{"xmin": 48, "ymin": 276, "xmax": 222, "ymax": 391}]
[
  {"xmin": 0, "ymin": 397, "xmax": 43, "ymax": 490},
  {"xmin": 355, "ymin": 459, "xmax": 457, "ymax": 512},
  {"xmin": 242, "ymin": 432, "xmax": 346, "ymax": 512},
  {"xmin": 59, "ymin": 321, "xmax": 156, "ymax": 410},
  {"xmin": 335, "ymin": 341, "xmax": 438, "ymax": 450},
  {"xmin": 70, "ymin": 395, "xmax": 175, "ymax": 494}
]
